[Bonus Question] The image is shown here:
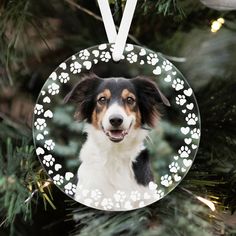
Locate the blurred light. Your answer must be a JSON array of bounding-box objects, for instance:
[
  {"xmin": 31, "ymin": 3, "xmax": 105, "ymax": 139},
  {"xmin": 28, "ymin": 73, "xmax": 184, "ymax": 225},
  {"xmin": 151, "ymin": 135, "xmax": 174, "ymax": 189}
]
[
  {"xmin": 211, "ymin": 18, "xmax": 225, "ymax": 33},
  {"xmin": 197, "ymin": 196, "xmax": 216, "ymax": 211},
  {"xmin": 217, "ymin": 18, "xmax": 225, "ymax": 24}
]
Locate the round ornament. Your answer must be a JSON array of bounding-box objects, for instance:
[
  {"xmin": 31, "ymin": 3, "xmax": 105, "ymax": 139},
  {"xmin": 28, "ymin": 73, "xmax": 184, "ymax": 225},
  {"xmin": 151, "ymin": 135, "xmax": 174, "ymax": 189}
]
[
  {"xmin": 200, "ymin": 0, "xmax": 236, "ymax": 10},
  {"xmin": 33, "ymin": 43, "xmax": 201, "ymax": 211}
]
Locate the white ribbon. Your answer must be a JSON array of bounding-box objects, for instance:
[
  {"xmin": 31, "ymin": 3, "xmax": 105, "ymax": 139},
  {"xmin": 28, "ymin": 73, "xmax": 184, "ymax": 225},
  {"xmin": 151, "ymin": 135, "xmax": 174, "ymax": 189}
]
[{"xmin": 97, "ymin": 0, "xmax": 137, "ymax": 61}]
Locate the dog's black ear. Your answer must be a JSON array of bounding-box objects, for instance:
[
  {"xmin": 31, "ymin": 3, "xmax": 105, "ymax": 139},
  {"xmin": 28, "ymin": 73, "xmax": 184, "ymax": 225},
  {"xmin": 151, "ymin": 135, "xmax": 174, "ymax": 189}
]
[
  {"xmin": 63, "ymin": 73, "xmax": 101, "ymax": 122},
  {"xmin": 131, "ymin": 76, "xmax": 170, "ymax": 127}
]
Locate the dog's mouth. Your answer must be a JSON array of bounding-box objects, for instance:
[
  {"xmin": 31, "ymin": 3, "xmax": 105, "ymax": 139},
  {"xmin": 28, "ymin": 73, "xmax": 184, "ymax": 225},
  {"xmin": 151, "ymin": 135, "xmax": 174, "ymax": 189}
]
[
  {"xmin": 105, "ymin": 130, "xmax": 128, "ymax": 142},
  {"xmin": 102, "ymin": 123, "xmax": 132, "ymax": 143}
]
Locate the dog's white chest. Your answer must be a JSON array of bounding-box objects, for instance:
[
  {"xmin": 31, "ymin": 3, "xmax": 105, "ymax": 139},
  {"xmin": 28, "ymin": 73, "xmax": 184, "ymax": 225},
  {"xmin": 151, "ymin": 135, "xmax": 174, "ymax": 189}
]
[
  {"xmin": 77, "ymin": 142, "xmax": 145, "ymax": 196},
  {"xmin": 74, "ymin": 124, "xmax": 152, "ymax": 209}
]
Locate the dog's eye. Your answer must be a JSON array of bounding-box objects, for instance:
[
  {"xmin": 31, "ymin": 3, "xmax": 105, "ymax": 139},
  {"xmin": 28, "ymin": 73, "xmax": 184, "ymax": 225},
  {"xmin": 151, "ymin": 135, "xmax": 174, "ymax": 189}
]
[
  {"xmin": 126, "ymin": 97, "xmax": 135, "ymax": 105},
  {"xmin": 97, "ymin": 97, "xmax": 107, "ymax": 105}
]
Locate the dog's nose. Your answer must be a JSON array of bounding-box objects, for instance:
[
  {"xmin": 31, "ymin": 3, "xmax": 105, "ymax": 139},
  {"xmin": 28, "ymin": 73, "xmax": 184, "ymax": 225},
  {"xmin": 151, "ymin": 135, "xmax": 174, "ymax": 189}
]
[{"xmin": 109, "ymin": 115, "xmax": 123, "ymax": 127}]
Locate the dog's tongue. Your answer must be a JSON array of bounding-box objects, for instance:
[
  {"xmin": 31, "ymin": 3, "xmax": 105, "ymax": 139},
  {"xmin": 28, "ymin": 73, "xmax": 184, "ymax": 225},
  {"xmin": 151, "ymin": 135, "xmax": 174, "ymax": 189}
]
[{"xmin": 109, "ymin": 130, "xmax": 123, "ymax": 139}]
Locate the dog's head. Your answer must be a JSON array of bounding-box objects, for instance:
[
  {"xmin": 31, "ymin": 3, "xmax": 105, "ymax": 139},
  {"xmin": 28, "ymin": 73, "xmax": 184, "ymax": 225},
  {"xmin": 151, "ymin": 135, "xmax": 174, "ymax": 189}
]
[{"xmin": 64, "ymin": 73, "xmax": 170, "ymax": 143}]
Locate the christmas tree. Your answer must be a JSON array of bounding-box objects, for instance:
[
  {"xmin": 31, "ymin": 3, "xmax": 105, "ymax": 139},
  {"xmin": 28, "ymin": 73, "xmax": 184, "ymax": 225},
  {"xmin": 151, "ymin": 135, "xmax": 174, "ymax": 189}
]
[{"xmin": 0, "ymin": 0, "xmax": 236, "ymax": 235}]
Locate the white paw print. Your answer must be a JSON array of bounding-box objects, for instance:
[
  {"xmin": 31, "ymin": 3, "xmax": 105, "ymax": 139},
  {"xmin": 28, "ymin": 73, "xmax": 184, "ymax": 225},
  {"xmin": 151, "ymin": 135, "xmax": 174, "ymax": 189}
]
[
  {"xmin": 149, "ymin": 181, "xmax": 158, "ymax": 191},
  {"xmin": 59, "ymin": 72, "xmax": 70, "ymax": 83},
  {"xmin": 53, "ymin": 174, "xmax": 64, "ymax": 185},
  {"xmin": 42, "ymin": 154, "xmax": 55, "ymax": 167},
  {"xmin": 191, "ymin": 128, "xmax": 200, "ymax": 139},
  {"xmin": 90, "ymin": 189, "xmax": 102, "ymax": 201},
  {"xmin": 162, "ymin": 60, "xmax": 172, "ymax": 71},
  {"xmin": 172, "ymin": 78, "xmax": 184, "ymax": 91},
  {"xmin": 127, "ymin": 52, "xmax": 138, "ymax": 63},
  {"xmin": 161, "ymin": 174, "xmax": 173, "ymax": 187},
  {"xmin": 65, "ymin": 183, "xmax": 76, "ymax": 195},
  {"xmin": 176, "ymin": 95, "xmax": 186, "ymax": 106},
  {"xmin": 70, "ymin": 61, "xmax": 82, "ymax": 74},
  {"xmin": 154, "ymin": 189, "xmax": 165, "ymax": 200},
  {"xmin": 34, "ymin": 104, "xmax": 44, "ymax": 115},
  {"xmin": 178, "ymin": 146, "xmax": 191, "ymax": 158},
  {"xmin": 113, "ymin": 190, "xmax": 126, "ymax": 203},
  {"xmin": 100, "ymin": 51, "xmax": 111, "ymax": 62},
  {"xmin": 124, "ymin": 201, "xmax": 133, "ymax": 210},
  {"xmin": 156, "ymin": 189, "xmax": 165, "ymax": 199},
  {"xmin": 79, "ymin": 49, "xmax": 90, "ymax": 60},
  {"xmin": 186, "ymin": 113, "xmax": 198, "ymax": 125},
  {"xmin": 48, "ymin": 83, "xmax": 59, "ymax": 95},
  {"xmin": 84, "ymin": 198, "xmax": 93, "ymax": 206},
  {"xmin": 147, "ymin": 53, "xmax": 159, "ymax": 65},
  {"xmin": 169, "ymin": 162, "xmax": 180, "ymax": 173},
  {"xmin": 101, "ymin": 198, "xmax": 113, "ymax": 210},
  {"xmin": 130, "ymin": 191, "xmax": 141, "ymax": 202},
  {"xmin": 34, "ymin": 118, "xmax": 46, "ymax": 130},
  {"xmin": 44, "ymin": 139, "xmax": 55, "ymax": 151}
]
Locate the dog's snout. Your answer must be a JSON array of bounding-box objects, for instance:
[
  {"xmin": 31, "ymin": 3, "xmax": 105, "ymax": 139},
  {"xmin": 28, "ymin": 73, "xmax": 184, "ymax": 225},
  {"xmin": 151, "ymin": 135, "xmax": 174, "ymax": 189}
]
[{"xmin": 109, "ymin": 114, "xmax": 123, "ymax": 127}]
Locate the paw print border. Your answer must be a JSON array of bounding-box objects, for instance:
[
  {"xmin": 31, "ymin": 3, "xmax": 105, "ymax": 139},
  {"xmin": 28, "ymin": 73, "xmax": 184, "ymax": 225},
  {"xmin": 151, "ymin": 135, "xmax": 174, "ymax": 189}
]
[{"xmin": 33, "ymin": 43, "xmax": 201, "ymax": 211}]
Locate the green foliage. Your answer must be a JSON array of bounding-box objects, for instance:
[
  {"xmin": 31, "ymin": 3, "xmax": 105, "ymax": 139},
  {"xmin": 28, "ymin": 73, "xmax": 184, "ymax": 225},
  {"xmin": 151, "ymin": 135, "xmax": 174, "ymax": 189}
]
[
  {"xmin": 0, "ymin": 138, "xmax": 35, "ymax": 231},
  {"xmin": 0, "ymin": 0, "xmax": 31, "ymax": 84},
  {"xmin": 140, "ymin": 0, "xmax": 184, "ymax": 16},
  {"xmin": 71, "ymin": 190, "xmax": 221, "ymax": 236},
  {"xmin": 0, "ymin": 133, "xmax": 56, "ymax": 235}
]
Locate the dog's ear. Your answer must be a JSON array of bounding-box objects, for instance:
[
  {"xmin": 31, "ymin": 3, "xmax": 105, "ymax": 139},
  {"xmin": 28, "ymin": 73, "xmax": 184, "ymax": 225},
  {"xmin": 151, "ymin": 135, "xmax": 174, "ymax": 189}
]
[
  {"xmin": 131, "ymin": 76, "xmax": 170, "ymax": 127},
  {"xmin": 63, "ymin": 73, "xmax": 101, "ymax": 122}
]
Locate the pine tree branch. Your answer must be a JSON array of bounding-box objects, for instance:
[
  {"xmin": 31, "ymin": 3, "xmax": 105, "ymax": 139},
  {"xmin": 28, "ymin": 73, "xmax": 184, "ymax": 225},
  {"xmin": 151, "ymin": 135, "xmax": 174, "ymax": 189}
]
[{"xmin": 65, "ymin": 0, "xmax": 141, "ymax": 45}]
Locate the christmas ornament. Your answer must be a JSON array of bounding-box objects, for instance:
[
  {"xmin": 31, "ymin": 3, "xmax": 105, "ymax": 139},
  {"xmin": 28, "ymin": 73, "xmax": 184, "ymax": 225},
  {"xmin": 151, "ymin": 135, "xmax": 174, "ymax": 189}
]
[
  {"xmin": 33, "ymin": 0, "xmax": 200, "ymax": 211},
  {"xmin": 200, "ymin": 0, "xmax": 236, "ymax": 10}
]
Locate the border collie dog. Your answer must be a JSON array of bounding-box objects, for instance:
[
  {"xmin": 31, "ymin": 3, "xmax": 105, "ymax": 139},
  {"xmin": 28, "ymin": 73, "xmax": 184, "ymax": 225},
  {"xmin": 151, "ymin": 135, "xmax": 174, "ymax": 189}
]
[{"xmin": 64, "ymin": 73, "xmax": 170, "ymax": 208}]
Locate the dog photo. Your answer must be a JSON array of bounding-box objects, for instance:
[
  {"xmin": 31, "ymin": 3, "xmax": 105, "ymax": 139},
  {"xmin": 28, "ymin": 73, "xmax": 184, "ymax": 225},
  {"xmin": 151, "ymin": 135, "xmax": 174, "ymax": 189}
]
[{"xmin": 64, "ymin": 73, "xmax": 170, "ymax": 210}]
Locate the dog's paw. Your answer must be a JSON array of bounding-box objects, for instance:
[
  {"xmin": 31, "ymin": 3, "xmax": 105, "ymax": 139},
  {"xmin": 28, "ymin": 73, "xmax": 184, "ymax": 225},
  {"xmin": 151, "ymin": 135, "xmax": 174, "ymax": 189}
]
[
  {"xmin": 172, "ymin": 78, "xmax": 184, "ymax": 91},
  {"xmin": 178, "ymin": 146, "xmax": 191, "ymax": 158},
  {"xmin": 101, "ymin": 198, "xmax": 113, "ymax": 210},
  {"xmin": 113, "ymin": 190, "xmax": 126, "ymax": 203},
  {"xmin": 161, "ymin": 174, "xmax": 173, "ymax": 187},
  {"xmin": 34, "ymin": 118, "xmax": 46, "ymax": 130},
  {"xmin": 162, "ymin": 60, "xmax": 172, "ymax": 71},
  {"xmin": 147, "ymin": 53, "xmax": 159, "ymax": 65},
  {"xmin": 191, "ymin": 128, "xmax": 200, "ymax": 139},
  {"xmin": 53, "ymin": 174, "xmax": 64, "ymax": 185},
  {"xmin": 130, "ymin": 191, "xmax": 141, "ymax": 202},
  {"xmin": 169, "ymin": 162, "xmax": 180, "ymax": 173},
  {"xmin": 127, "ymin": 52, "xmax": 138, "ymax": 63},
  {"xmin": 42, "ymin": 154, "xmax": 55, "ymax": 167},
  {"xmin": 100, "ymin": 51, "xmax": 111, "ymax": 62},
  {"xmin": 79, "ymin": 49, "xmax": 90, "ymax": 60},
  {"xmin": 34, "ymin": 104, "xmax": 44, "ymax": 115},
  {"xmin": 70, "ymin": 62, "xmax": 82, "ymax": 74},
  {"xmin": 186, "ymin": 113, "xmax": 198, "ymax": 125},
  {"xmin": 176, "ymin": 95, "xmax": 186, "ymax": 106},
  {"xmin": 65, "ymin": 183, "xmax": 76, "ymax": 195},
  {"xmin": 48, "ymin": 83, "xmax": 59, "ymax": 95}
]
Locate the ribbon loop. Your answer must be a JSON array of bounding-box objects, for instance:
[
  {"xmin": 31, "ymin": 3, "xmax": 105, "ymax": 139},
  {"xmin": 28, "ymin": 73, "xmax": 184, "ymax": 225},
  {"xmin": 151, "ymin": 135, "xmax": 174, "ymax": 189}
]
[{"xmin": 97, "ymin": 0, "xmax": 137, "ymax": 61}]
